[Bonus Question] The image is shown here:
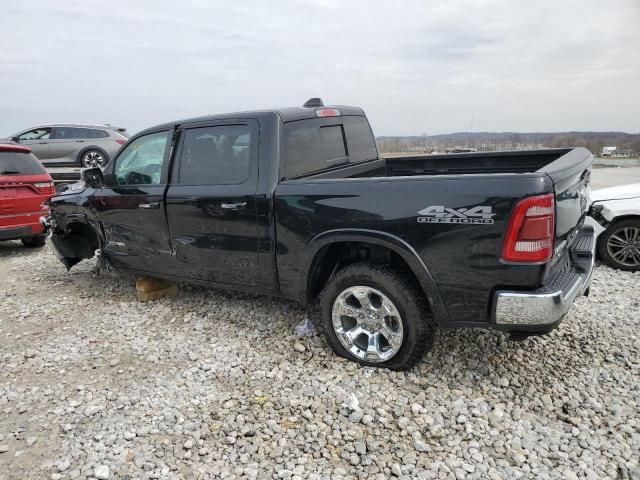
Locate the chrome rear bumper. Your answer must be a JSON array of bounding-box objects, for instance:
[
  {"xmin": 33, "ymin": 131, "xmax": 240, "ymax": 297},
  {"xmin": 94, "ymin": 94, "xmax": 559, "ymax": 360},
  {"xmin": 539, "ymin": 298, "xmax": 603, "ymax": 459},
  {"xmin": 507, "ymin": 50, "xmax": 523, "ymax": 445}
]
[{"xmin": 492, "ymin": 226, "xmax": 595, "ymax": 327}]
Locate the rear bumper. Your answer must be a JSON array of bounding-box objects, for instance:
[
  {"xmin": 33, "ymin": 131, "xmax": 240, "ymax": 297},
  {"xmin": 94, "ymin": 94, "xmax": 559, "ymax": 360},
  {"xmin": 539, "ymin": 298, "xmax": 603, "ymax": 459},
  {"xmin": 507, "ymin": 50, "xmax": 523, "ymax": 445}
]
[
  {"xmin": 0, "ymin": 213, "xmax": 46, "ymax": 240},
  {"xmin": 492, "ymin": 225, "xmax": 595, "ymax": 330}
]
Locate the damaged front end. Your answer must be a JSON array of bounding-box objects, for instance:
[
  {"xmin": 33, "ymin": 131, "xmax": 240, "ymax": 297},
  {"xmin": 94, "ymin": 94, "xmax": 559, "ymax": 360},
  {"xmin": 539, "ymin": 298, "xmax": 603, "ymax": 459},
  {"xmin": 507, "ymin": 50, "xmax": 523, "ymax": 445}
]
[{"xmin": 42, "ymin": 180, "xmax": 104, "ymax": 271}]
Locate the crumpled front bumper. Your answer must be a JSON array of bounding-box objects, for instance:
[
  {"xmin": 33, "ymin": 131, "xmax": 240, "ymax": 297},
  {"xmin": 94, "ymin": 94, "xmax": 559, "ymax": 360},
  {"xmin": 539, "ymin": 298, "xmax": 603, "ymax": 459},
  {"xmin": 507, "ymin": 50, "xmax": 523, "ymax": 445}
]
[{"xmin": 492, "ymin": 225, "xmax": 595, "ymax": 330}]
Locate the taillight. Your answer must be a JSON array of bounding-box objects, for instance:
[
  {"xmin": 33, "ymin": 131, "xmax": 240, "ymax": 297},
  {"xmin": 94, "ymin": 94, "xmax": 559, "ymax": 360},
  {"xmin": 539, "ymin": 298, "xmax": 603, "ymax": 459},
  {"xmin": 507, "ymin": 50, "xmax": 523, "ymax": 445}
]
[
  {"xmin": 501, "ymin": 193, "xmax": 555, "ymax": 262},
  {"xmin": 115, "ymin": 139, "xmax": 127, "ymax": 145},
  {"xmin": 33, "ymin": 181, "xmax": 55, "ymax": 195}
]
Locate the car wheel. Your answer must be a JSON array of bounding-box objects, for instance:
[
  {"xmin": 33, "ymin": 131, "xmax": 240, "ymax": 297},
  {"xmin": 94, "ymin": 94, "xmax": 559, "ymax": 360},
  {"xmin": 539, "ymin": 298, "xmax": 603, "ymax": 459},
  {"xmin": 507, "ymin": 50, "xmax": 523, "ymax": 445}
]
[
  {"xmin": 319, "ymin": 262, "xmax": 435, "ymax": 370},
  {"xmin": 598, "ymin": 218, "xmax": 640, "ymax": 271},
  {"xmin": 21, "ymin": 235, "xmax": 46, "ymax": 248},
  {"xmin": 80, "ymin": 149, "xmax": 107, "ymax": 168}
]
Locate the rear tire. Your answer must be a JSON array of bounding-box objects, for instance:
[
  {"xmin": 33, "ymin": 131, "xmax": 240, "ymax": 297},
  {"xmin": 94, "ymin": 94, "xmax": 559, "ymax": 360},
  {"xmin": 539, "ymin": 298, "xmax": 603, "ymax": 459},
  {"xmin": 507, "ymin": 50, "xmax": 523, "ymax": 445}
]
[
  {"xmin": 598, "ymin": 219, "xmax": 640, "ymax": 271},
  {"xmin": 318, "ymin": 262, "xmax": 435, "ymax": 370},
  {"xmin": 80, "ymin": 149, "xmax": 108, "ymax": 168},
  {"xmin": 21, "ymin": 235, "xmax": 46, "ymax": 248}
]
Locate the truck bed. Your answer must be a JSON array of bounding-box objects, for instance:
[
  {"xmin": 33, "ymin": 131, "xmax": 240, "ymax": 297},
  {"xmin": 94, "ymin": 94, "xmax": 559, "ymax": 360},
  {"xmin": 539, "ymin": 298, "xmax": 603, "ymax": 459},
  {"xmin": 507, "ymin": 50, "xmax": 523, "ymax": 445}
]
[
  {"xmin": 306, "ymin": 148, "xmax": 575, "ymax": 179},
  {"xmin": 277, "ymin": 147, "xmax": 592, "ymax": 325}
]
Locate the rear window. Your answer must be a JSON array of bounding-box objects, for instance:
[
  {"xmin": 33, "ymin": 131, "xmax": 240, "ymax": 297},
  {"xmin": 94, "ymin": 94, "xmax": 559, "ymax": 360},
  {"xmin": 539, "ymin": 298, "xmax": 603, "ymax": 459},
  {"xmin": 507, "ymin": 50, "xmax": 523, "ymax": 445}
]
[
  {"xmin": 343, "ymin": 116, "xmax": 378, "ymax": 163},
  {"xmin": 0, "ymin": 152, "xmax": 47, "ymax": 175},
  {"xmin": 282, "ymin": 119, "xmax": 347, "ymax": 178},
  {"xmin": 282, "ymin": 115, "xmax": 377, "ymax": 178}
]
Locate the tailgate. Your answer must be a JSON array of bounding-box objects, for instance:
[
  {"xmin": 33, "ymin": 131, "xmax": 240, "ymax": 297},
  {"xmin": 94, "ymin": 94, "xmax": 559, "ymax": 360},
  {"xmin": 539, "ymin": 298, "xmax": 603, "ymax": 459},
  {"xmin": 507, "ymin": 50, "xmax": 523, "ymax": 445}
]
[
  {"xmin": 539, "ymin": 147, "xmax": 592, "ymax": 253},
  {"xmin": 0, "ymin": 175, "xmax": 52, "ymax": 215}
]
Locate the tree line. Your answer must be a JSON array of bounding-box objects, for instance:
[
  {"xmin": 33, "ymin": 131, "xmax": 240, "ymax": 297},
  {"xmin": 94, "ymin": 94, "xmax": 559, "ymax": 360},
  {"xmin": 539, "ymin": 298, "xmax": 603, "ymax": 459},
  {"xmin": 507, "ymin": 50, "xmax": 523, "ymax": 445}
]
[{"xmin": 377, "ymin": 132, "xmax": 640, "ymax": 155}]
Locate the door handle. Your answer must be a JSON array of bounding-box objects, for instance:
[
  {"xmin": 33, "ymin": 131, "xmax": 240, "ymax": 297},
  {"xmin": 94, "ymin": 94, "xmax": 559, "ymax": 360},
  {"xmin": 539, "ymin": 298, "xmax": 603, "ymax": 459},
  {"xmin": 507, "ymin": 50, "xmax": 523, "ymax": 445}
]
[
  {"xmin": 37, "ymin": 142, "xmax": 48, "ymax": 145},
  {"xmin": 75, "ymin": 140, "xmax": 85, "ymax": 143},
  {"xmin": 138, "ymin": 201, "xmax": 160, "ymax": 209},
  {"xmin": 220, "ymin": 202, "xmax": 247, "ymax": 210}
]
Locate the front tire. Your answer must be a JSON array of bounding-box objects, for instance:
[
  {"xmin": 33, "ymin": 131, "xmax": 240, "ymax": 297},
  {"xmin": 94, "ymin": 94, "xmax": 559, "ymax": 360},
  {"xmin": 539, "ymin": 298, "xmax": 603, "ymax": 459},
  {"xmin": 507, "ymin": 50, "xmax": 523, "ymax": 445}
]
[
  {"xmin": 80, "ymin": 149, "xmax": 108, "ymax": 168},
  {"xmin": 319, "ymin": 262, "xmax": 435, "ymax": 370},
  {"xmin": 598, "ymin": 219, "xmax": 640, "ymax": 271},
  {"xmin": 21, "ymin": 235, "xmax": 46, "ymax": 248}
]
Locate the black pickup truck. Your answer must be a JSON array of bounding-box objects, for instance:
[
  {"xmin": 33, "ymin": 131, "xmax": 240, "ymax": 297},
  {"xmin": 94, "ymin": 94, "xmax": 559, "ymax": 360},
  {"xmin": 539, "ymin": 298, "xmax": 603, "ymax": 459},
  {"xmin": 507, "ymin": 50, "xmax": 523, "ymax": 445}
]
[{"xmin": 44, "ymin": 99, "xmax": 595, "ymax": 370}]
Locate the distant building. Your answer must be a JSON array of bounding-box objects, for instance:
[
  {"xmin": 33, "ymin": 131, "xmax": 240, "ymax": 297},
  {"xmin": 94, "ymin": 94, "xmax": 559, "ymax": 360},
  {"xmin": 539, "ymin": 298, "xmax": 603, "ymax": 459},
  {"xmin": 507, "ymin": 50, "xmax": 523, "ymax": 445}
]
[
  {"xmin": 611, "ymin": 148, "xmax": 633, "ymax": 158},
  {"xmin": 602, "ymin": 146, "xmax": 634, "ymax": 157}
]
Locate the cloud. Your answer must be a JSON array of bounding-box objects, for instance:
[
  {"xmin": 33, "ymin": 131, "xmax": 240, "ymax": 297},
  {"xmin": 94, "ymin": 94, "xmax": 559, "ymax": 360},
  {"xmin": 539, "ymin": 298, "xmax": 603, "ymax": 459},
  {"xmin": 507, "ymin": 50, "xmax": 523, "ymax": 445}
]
[{"xmin": 0, "ymin": 0, "xmax": 638, "ymax": 135}]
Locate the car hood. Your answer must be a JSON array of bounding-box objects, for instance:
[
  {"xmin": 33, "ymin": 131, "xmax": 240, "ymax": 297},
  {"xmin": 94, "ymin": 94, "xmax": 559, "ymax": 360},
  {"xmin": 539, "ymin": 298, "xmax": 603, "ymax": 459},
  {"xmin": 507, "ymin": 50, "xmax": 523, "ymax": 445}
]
[{"xmin": 591, "ymin": 183, "xmax": 640, "ymax": 202}]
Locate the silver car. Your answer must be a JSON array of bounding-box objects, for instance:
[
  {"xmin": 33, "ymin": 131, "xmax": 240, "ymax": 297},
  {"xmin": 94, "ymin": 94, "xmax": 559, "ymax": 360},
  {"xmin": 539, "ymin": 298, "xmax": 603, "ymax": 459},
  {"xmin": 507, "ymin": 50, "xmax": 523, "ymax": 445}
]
[{"xmin": 4, "ymin": 124, "xmax": 128, "ymax": 168}]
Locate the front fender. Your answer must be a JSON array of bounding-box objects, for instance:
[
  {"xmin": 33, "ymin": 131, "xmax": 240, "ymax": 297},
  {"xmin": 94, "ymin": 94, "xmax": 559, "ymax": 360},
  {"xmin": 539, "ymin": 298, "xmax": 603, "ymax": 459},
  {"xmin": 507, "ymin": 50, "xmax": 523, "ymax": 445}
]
[{"xmin": 302, "ymin": 229, "xmax": 449, "ymax": 326}]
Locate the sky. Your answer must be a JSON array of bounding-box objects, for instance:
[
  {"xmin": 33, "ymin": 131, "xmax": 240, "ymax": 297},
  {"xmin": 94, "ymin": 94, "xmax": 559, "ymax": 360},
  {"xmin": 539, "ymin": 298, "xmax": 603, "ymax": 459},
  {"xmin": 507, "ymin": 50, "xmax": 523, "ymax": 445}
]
[{"xmin": 1, "ymin": 0, "xmax": 639, "ymax": 136}]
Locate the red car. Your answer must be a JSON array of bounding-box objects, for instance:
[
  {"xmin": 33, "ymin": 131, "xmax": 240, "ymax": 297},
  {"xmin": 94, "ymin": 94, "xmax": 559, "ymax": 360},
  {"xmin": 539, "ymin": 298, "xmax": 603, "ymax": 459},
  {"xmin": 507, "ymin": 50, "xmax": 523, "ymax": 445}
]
[{"xmin": 0, "ymin": 144, "xmax": 55, "ymax": 247}]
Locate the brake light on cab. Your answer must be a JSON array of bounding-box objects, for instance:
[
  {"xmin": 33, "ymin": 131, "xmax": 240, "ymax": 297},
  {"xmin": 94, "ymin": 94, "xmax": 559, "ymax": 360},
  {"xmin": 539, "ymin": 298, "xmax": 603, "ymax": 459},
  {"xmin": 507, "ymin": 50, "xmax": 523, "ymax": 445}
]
[
  {"xmin": 501, "ymin": 193, "xmax": 555, "ymax": 262},
  {"xmin": 315, "ymin": 108, "xmax": 341, "ymax": 117}
]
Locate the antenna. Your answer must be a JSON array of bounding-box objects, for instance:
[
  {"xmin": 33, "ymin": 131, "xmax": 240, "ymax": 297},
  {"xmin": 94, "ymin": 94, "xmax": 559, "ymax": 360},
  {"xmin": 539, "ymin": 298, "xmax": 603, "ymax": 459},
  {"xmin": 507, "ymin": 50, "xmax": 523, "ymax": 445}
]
[{"xmin": 303, "ymin": 98, "xmax": 324, "ymax": 108}]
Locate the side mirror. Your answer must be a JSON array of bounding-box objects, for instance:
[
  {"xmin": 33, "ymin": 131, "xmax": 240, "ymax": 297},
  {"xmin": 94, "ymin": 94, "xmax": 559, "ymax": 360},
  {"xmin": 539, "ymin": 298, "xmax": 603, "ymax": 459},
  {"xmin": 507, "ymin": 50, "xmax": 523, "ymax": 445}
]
[
  {"xmin": 10, "ymin": 136, "xmax": 19, "ymax": 142},
  {"xmin": 81, "ymin": 167, "xmax": 104, "ymax": 188}
]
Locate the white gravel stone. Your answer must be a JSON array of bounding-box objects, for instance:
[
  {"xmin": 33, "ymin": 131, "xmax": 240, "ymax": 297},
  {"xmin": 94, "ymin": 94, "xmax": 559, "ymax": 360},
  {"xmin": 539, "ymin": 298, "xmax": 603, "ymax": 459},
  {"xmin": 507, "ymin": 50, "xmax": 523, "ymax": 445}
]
[
  {"xmin": 0, "ymin": 247, "xmax": 638, "ymax": 480},
  {"xmin": 83, "ymin": 405, "xmax": 103, "ymax": 416},
  {"xmin": 94, "ymin": 465, "xmax": 110, "ymax": 479}
]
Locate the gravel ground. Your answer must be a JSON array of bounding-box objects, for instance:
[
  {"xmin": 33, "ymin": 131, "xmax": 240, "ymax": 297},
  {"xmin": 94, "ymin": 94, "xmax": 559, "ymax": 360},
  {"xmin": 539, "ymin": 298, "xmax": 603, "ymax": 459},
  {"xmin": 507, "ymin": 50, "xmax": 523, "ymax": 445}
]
[{"xmin": 0, "ymin": 243, "xmax": 639, "ymax": 480}]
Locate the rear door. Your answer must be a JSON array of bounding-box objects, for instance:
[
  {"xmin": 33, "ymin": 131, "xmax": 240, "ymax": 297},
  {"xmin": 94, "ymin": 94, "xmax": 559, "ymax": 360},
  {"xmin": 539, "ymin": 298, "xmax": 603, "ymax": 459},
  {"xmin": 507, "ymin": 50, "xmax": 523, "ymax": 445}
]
[
  {"xmin": 48, "ymin": 127, "xmax": 84, "ymax": 165},
  {"xmin": 165, "ymin": 120, "xmax": 260, "ymax": 285},
  {"xmin": 93, "ymin": 129, "xmax": 174, "ymax": 273}
]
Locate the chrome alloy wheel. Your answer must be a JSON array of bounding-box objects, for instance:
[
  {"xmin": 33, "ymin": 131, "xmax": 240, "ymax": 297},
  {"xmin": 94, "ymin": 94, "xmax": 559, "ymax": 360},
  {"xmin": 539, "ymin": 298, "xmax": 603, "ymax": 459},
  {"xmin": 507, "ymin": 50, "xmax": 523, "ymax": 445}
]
[
  {"xmin": 332, "ymin": 286, "xmax": 404, "ymax": 363},
  {"xmin": 606, "ymin": 226, "xmax": 640, "ymax": 267},
  {"xmin": 82, "ymin": 150, "xmax": 105, "ymax": 168}
]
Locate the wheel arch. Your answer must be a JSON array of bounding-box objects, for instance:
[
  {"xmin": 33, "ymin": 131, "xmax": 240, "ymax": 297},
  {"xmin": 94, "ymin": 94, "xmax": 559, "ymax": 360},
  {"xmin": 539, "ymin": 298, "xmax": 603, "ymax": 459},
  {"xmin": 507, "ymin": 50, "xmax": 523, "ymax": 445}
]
[
  {"xmin": 303, "ymin": 229, "xmax": 449, "ymax": 325},
  {"xmin": 50, "ymin": 215, "xmax": 103, "ymax": 267},
  {"xmin": 607, "ymin": 214, "xmax": 640, "ymax": 224}
]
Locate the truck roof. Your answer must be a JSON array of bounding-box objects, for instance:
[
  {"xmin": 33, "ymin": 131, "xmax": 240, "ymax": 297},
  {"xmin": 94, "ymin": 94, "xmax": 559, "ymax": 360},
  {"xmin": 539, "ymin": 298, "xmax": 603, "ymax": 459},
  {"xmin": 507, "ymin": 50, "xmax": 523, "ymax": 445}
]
[{"xmin": 136, "ymin": 102, "xmax": 366, "ymax": 137}]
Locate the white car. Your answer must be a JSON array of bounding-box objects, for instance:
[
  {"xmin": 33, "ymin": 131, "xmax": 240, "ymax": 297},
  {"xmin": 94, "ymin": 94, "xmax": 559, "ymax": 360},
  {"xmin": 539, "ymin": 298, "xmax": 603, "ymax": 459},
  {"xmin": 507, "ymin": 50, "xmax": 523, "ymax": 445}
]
[{"xmin": 586, "ymin": 183, "xmax": 640, "ymax": 271}]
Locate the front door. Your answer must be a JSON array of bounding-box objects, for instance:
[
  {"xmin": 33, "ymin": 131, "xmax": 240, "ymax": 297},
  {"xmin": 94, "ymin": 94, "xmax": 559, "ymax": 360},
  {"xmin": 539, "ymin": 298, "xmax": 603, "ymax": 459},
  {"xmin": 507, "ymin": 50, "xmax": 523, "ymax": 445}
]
[
  {"xmin": 165, "ymin": 121, "xmax": 260, "ymax": 286},
  {"xmin": 94, "ymin": 129, "xmax": 173, "ymax": 273},
  {"xmin": 15, "ymin": 128, "xmax": 51, "ymax": 161}
]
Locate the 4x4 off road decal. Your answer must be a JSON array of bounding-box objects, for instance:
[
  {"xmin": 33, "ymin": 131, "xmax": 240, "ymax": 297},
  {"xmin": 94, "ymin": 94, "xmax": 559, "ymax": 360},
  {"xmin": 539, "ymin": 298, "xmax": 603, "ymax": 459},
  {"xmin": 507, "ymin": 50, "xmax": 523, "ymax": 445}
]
[{"xmin": 417, "ymin": 205, "xmax": 495, "ymax": 225}]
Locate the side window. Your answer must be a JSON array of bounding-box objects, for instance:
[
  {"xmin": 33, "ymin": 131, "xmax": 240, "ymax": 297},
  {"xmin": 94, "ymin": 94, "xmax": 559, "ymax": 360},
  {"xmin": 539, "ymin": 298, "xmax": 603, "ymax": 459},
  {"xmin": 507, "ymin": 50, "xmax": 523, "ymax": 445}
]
[
  {"xmin": 113, "ymin": 131, "xmax": 170, "ymax": 185},
  {"xmin": 343, "ymin": 116, "xmax": 378, "ymax": 163},
  {"xmin": 178, "ymin": 125, "xmax": 251, "ymax": 185},
  {"xmin": 87, "ymin": 129, "xmax": 109, "ymax": 138},
  {"xmin": 51, "ymin": 127, "xmax": 80, "ymax": 140},
  {"xmin": 17, "ymin": 128, "xmax": 51, "ymax": 141},
  {"xmin": 282, "ymin": 119, "xmax": 347, "ymax": 178}
]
